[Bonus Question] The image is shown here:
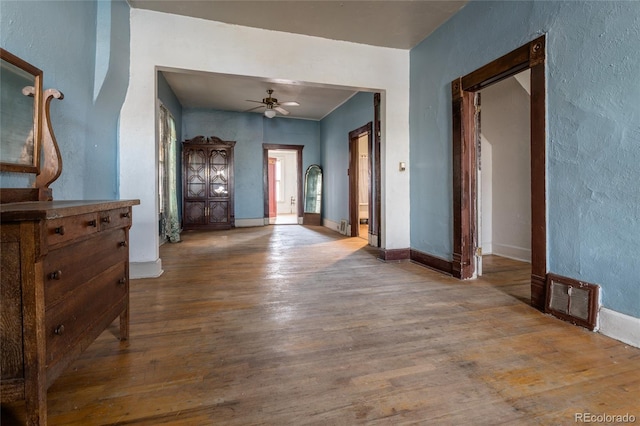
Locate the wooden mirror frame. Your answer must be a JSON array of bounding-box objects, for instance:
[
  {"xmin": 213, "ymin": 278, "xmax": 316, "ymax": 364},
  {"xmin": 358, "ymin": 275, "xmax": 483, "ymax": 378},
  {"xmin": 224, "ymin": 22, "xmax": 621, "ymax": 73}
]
[{"xmin": 0, "ymin": 48, "xmax": 43, "ymax": 174}]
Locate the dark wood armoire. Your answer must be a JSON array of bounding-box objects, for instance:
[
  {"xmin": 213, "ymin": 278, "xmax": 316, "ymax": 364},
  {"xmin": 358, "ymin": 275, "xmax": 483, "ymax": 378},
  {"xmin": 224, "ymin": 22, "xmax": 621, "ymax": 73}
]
[{"xmin": 182, "ymin": 136, "xmax": 236, "ymax": 230}]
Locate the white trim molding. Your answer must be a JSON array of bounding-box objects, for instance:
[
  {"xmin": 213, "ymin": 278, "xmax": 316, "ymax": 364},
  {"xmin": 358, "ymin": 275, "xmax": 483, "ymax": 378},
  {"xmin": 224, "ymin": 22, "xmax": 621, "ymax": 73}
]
[
  {"xmin": 235, "ymin": 218, "xmax": 266, "ymax": 228},
  {"xmin": 599, "ymin": 308, "xmax": 640, "ymax": 348},
  {"xmin": 130, "ymin": 258, "xmax": 164, "ymax": 279}
]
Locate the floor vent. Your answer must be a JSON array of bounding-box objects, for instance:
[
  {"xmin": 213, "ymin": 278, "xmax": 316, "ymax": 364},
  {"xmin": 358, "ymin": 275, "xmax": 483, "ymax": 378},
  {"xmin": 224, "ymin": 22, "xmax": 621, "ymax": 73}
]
[
  {"xmin": 546, "ymin": 273, "xmax": 599, "ymax": 330},
  {"xmin": 339, "ymin": 220, "xmax": 348, "ymax": 235}
]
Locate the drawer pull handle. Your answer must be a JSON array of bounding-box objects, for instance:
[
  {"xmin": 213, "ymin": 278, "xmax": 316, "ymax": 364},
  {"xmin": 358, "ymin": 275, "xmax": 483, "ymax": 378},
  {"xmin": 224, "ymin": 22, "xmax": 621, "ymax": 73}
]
[
  {"xmin": 54, "ymin": 324, "xmax": 65, "ymax": 335},
  {"xmin": 88, "ymin": 219, "xmax": 97, "ymax": 227},
  {"xmin": 49, "ymin": 270, "xmax": 63, "ymax": 280},
  {"xmin": 102, "ymin": 216, "xmax": 111, "ymax": 224},
  {"xmin": 55, "ymin": 226, "xmax": 65, "ymax": 235},
  {"xmin": 119, "ymin": 241, "xmax": 128, "ymax": 247},
  {"xmin": 121, "ymin": 212, "xmax": 130, "ymax": 218},
  {"xmin": 119, "ymin": 278, "xmax": 127, "ymax": 285}
]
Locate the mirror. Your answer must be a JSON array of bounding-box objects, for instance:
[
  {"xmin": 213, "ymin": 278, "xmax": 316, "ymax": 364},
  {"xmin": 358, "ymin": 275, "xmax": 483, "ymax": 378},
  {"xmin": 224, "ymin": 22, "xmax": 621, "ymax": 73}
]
[
  {"xmin": 303, "ymin": 164, "xmax": 322, "ymax": 225},
  {"xmin": 1, "ymin": 48, "xmax": 42, "ymax": 173}
]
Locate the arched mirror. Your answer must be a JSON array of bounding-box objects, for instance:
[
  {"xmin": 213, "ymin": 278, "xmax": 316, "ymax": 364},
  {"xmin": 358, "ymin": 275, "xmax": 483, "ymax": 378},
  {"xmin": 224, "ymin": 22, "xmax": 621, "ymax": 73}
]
[{"xmin": 303, "ymin": 164, "xmax": 322, "ymax": 225}]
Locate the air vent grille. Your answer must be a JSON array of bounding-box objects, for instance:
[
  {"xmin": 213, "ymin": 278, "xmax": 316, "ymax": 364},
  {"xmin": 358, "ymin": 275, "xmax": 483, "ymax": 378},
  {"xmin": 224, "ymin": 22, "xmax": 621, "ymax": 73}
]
[{"xmin": 546, "ymin": 274, "xmax": 599, "ymax": 330}]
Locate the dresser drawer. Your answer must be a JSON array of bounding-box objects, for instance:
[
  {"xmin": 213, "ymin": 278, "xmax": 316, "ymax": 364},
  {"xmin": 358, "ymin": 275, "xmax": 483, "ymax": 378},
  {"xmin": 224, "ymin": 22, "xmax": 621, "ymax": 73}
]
[
  {"xmin": 44, "ymin": 228, "xmax": 128, "ymax": 307},
  {"xmin": 45, "ymin": 262, "xmax": 128, "ymax": 366},
  {"xmin": 46, "ymin": 212, "xmax": 99, "ymax": 249},
  {"xmin": 99, "ymin": 207, "xmax": 132, "ymax": 231}
]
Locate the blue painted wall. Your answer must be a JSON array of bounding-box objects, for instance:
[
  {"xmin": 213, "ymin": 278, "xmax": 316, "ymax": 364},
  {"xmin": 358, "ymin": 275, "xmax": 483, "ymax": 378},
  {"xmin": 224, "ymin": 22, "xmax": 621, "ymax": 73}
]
[
  {"xmin": 0, "ymin": 0, "xmax": 130, "ymax": 199},
  {"xmin": 320, "ymin": 92, "xmax": 374, "ymax": 225},
  {"xmin": 182, "ymin": 110, "xmax": 320, "ymax": 221},
  {"xmin": 410, "ymin": 1, "xmax": 640, "ymax": 317}
]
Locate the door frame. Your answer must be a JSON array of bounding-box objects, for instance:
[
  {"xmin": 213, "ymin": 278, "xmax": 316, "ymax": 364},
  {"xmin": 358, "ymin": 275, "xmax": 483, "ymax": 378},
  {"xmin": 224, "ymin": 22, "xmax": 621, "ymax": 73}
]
[
  {"xmin": 262, "ymin": 144, "xmax": 303, "ymax": 222},
  {"xmin": 451, "ymin": 35, "xmax": 547, "ymax": 309},
  {"xmin": 348, "ymin": 122, "xmax": 373, "ymax": 238}
]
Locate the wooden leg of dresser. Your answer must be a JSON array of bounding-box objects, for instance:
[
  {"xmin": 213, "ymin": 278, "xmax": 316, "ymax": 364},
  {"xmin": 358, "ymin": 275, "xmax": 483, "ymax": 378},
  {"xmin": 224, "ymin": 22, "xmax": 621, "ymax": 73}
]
[
  {"xmin": 24, "ymin": 382, "xmax": 47, "ymax": 426},
  {"xmin": 119, "ymin": 306, "xmax": 129, "ymax": 341}
]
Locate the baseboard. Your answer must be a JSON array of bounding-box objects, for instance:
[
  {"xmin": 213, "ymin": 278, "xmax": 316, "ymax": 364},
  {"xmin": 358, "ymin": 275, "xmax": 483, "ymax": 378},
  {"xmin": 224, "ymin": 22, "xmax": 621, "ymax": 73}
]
[
  {"xmin": 130, "ymin": 258, "xmax": 163, "ymax": 279},
  {"xmin": 492, "ymin": 243, "xmax": 531, "ymax": 262},
  {"xmin": 379, "ymin": 248, "xmax": 410, "ymax": 262},
  {"xmin": 235, "ymin": 218, "xmax": 266, "ymax": 227},
  {"xmin": 481, "ymin": 242, "xmax": 492, "ymax": 254},
  {"xmin": 410, "ymin": 249, "xmax": 453, "ymax": 275},
  {"xmin": 599, "ymin": 308, "xmax": 640, "ymax": 348},
  {"xmin": 323, "ymin": 218, "xmax": 343, "ymax": 234}
]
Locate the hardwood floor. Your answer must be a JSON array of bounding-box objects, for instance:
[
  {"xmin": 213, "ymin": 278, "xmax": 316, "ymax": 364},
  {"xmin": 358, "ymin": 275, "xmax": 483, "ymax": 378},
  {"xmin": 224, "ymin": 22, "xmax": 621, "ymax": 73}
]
[{"xmin": 3, "ymin": 226, "xmax": 639, "ymax": 425}]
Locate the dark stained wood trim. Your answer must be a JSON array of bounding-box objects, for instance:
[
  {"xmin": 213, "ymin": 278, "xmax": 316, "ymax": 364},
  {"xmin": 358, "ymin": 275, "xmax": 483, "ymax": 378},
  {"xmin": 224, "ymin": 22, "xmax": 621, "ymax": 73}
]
[
  {"xmin": 451, "ymin": 35, "xmax": 547, "ymax": 310},
  {"xmin": 461, "ymin": 43, "xmax": 529, "ymax": 92},
  {"xmin": 530, "ymin": 60, "xmax": 547, "ymax": 309},
  {"xmin": 545, "ymin": 273, "xmax": 599, "ymax": 331},
  {"xmin": 373, "ymin": 93, "xmax": 382, "ymax": 247},
  {"xmin": 378, "ymin": 248, "xmax": 410, "ymax": 262},
  {"xmin": 348, "ymin": 123, "xmax": 372, "ymax": 238},
  {"xmin": 262, "ymin": 144, "xmax": 304, "ymax": 220},
  {"xmin": 410, "ymin": 249, "xmax": 453, "ymax": 276}
]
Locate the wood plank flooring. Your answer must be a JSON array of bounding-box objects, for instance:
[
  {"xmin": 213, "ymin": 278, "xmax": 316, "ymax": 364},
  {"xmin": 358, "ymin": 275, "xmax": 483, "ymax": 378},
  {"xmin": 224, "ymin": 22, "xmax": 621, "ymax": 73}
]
[{"xmin": 3, "ymin": 225, "xmax": 639, "ymax": 425}]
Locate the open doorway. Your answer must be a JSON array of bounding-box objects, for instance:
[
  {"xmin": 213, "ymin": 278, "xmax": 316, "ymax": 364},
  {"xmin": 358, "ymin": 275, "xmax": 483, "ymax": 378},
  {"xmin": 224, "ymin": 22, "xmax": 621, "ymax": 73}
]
[
  {"xmin": 262, "ymin": 144, "xmax": 303, "ymax": 225},
  {"xmin": 349, "ymin": 123, "xmax": 373, "ymax": 241},
  {"xmin": 477, "ymin": 70, "xmax": 531, "ymax": 276},
  {"xmin": 268, "ymin": 150, "xmax": 298, "ymax": 224}
]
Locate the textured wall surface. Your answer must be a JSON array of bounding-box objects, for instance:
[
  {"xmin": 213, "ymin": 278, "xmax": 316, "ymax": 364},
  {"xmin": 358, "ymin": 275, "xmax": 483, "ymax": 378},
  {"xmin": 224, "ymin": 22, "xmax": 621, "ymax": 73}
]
[
  {"xmin": 0, "ymin": 0, "xmax": 130, "ymax": 199},
  {"xmin": 410, "ymin": 1, "xmax": 640, "ymax": 317}
]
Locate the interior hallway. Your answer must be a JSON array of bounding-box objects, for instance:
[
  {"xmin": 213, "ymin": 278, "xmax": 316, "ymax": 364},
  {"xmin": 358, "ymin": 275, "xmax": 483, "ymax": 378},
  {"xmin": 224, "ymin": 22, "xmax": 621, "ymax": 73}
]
[{"xmin": 3, "ymin": 226, "xmax": 638, "ymax": 424}]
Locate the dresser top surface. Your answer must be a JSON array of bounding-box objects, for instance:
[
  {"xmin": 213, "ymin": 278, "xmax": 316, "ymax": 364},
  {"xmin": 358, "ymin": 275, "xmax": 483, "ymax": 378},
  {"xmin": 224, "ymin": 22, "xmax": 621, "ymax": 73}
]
[{"xmin": 0, "ymin": 200, "xmax": 140, "ymax": 222}]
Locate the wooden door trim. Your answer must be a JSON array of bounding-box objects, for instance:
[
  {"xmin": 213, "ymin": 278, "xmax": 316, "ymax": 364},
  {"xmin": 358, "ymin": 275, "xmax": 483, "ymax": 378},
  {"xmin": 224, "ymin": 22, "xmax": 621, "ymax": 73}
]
[
  {"xmin": 373, "ymin": 93, "xmax": 382, "ymax": 247},
  {"xmin": 263, "ymin": 144, "xmax": 304, "ymax": 220},
  {"xmin": 348, "ymin": 123, "xmax": 373, "ymax": 238},
  {"xmin": 451, "ymin": 35, "xmax": 547, "ymax": 310}
]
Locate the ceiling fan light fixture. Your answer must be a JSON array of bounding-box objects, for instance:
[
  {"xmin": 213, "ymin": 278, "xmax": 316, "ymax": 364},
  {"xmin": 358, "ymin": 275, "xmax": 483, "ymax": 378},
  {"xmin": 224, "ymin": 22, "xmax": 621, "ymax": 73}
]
[{"xmin": 264, "ymin": 109, "xmax": 276, "ymax": 118}]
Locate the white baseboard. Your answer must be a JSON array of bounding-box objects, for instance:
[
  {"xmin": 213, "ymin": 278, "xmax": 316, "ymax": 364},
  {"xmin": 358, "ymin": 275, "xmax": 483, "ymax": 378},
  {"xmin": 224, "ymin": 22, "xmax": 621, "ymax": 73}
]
[
  {"xmin": 492, "ymin": 243, "xmax": 531, "ymax": 262},
  {"xmin": 599, "ymin": 308, "xmax": 640, "ymax": 348},
  {"xmin": 235, "ymin": 218, "xmax": 266, "ymax": 227},
  {"xmin": 130, "ymin": 258, "xmax": 163, "ymax": 279},
  {"xmin": 481, "ymin": 242, "xmax": 493, "ymax": 254},
  {"xmin": 323, "ymin": 218, "xmax": 342, "ymax": 234}
]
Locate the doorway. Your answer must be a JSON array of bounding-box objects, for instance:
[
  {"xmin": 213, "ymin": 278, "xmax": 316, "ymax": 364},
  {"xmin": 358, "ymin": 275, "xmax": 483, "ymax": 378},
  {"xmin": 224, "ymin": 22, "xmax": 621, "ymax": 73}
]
[
  {"xmin": 348, "ymin": 123, "xmax": 373, "ymax": 241},
  {"xmin": 477, "ymin": 70, "xmax": 531, "ymax": 276},
  {"xmin": 451, "ymin": 35, "xmax": 547, "ymax": 310},
  {"xmin": 262, "ymin": 144, "xmax": 303, "ymax": 225}
]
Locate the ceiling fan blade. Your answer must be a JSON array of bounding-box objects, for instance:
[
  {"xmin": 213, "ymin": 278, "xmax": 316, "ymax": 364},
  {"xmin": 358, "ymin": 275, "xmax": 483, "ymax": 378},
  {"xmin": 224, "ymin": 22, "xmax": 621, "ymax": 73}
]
[
  {"xmin": 244, "ymin": 105, "xmax": 266, "ymax": 112},
  {"xmin": 279, "ymin": 101, "xmax": 300, "ymax": 107},
  {"xmin": 274, "ymin": 106, "xmax": 290, "ymax": 115},
  {"xmin": 245, "ymin": 100, "xmax": 265, "ymax": 104}
]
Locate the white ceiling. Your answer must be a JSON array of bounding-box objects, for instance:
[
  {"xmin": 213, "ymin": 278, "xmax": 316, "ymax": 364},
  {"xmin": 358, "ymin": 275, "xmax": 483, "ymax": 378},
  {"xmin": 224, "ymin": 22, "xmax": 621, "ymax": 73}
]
[{"xmin": 129, "ymin": 0, "xmax": 468, "ymax": 120}]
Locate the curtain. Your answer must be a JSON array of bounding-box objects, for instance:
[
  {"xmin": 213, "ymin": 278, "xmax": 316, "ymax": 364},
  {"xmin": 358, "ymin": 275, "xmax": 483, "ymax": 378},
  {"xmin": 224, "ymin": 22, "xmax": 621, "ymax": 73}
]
[{"xmin": 159, "ymin": 105, "xmax": 181, "ymax": 243}]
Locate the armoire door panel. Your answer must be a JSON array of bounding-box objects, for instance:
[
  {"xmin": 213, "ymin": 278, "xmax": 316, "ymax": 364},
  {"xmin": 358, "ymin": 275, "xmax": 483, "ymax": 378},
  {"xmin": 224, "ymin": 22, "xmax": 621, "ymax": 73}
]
[{"xmin": 182, "ymin": 136, "xmax": 236, "ymax": 230}]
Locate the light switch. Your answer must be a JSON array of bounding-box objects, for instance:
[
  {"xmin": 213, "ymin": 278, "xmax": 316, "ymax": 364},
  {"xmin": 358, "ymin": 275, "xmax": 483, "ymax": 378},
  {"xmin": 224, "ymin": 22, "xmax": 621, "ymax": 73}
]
[{"xmin": 399, "ymin": 162, "xmax": 406, "ymax": 171}]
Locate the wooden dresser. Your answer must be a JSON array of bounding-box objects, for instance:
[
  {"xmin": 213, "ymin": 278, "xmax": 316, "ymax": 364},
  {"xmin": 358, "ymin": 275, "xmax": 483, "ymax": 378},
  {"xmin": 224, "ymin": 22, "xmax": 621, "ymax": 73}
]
[{"xmin": 0, "ymin": 199, "xmax": 139, "ymax": 425}]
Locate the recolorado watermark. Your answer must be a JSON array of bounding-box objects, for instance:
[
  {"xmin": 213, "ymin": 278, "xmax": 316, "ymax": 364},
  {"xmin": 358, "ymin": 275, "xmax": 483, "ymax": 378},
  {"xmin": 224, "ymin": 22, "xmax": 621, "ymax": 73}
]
[{"xmin": 575, "ymin": 412, "xmax": 636, "ymax": 423}]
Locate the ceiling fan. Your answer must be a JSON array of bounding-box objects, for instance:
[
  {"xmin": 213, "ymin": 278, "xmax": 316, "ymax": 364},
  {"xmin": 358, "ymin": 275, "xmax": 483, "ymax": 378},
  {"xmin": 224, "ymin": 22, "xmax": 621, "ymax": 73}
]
[{"xmin": 245, "ymin": 89, "xmax": 300, "ymax": 118}]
